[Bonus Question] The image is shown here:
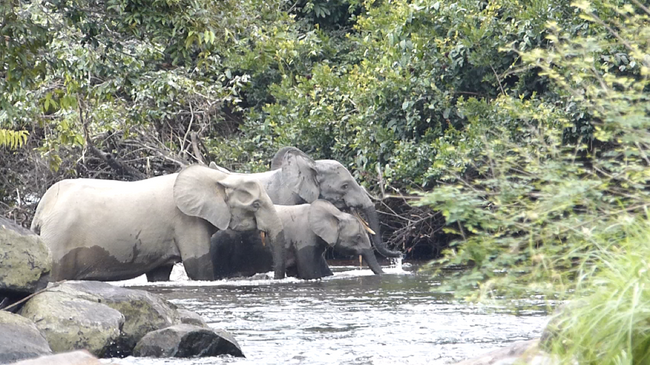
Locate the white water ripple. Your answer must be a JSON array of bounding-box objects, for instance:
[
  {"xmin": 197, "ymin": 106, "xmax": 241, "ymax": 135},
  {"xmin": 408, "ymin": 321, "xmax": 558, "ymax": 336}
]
[{"xmin": 110, "ymin": 263, "xmax": 548, "ymax": 365}]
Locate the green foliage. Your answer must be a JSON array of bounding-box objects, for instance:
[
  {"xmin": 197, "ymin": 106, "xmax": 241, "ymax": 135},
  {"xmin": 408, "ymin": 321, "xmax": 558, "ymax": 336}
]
[
  {"xmin": 0, "ymin": 0, "xmax": 50, "ymax": 120},
  {"xmin": 2, "ymin": 0, "xmax": 642, "ymax": 288},
  {"xmin": 418, "ymin": 0, "xmax": 650, "ymax": 303},
  {"xmin": 221, "ymin": 0, "xmax": 590, "ymax": 187},
  {"xmin": 0, "ymin": 129, "xmax": 28, "ymax": 149}
]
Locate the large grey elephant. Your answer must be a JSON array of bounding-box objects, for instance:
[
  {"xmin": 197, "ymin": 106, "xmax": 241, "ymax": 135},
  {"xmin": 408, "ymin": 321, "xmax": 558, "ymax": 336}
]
[
  {"xmin": 30, "ymin": 165, "xmax": 286, "ymax": 281},
  {"xmin": 212, "ymin": 200, "xmax": 382, "ymax": 279},
  {"xmin": 209, "ymin": 147, "xmax": 401, "ymax": 279}
]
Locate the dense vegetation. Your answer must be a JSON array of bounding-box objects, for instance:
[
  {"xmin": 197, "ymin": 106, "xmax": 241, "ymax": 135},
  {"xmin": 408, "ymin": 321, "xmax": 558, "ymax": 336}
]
[
  {"xmin": 0, "ymin": 0, "xmax": 593, "ymax": 254},
  {"xmin": 3, "ymin": 0, "xmax": 650, "ymax": 362}
]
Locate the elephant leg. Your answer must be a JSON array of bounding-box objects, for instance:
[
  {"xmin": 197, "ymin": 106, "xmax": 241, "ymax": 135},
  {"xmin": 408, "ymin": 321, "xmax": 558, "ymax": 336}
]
[
  {"xmin": 237, "ymin": 231, "xmax": 274, "ymax": 277},
  {"xmin": 176, "ymin": 219, "xmax": 217, "ymax": 281},
  {"xmin": 183, "ymin": 254, "xmax": 214, "ymax": 280},
  {"xmin": 295, "ymin": 246, "xmax": 333, "ymax": 280},
  {"xmin": 317, "ymin": 255, "xmax": 333, "ymax": 277},
  {"xmin": 145, "ymin": 264, "xmax": 174, "ymax": 282},
  {"xmin": 211, "ymin": 230, "xmax": 274, "ymax": 279},
  {"xmin": 211, "ymin": 230, "xmax": 239, "ymax": 279}
]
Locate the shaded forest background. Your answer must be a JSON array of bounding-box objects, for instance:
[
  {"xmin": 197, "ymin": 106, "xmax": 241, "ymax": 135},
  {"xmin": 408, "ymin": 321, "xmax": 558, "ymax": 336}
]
[{"xmin": 1, "ymin": 0, "xmax": 648, "ymax": 266}]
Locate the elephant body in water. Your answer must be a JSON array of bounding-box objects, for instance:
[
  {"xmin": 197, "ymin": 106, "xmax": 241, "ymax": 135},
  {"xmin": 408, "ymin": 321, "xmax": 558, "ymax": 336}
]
[
  {"xmin": 31, "ymin": 165, "xmax": 286, "ymax": 281},
  {"xmin": 210, "ymin": 147, "xmax": 401, "ymax": 279},
  {"xmin": 212, "ymin": 200, "xmax": 382, "ymax": 279}
]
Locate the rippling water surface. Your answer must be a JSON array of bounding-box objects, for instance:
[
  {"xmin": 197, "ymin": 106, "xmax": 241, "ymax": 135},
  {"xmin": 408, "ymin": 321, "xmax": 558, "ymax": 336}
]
[{"xmin": 110, "ymin": 262, "xmax": 548, "ymax": 365}]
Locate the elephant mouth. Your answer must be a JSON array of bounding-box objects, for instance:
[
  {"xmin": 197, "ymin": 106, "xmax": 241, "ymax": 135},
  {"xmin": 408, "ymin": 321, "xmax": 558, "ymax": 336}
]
[
  {"xmin": 327, "ymin": 197, "xmax": 348, "ymax": 210},
  {"xmin": 229, "ymin": 219, "xmax": 258, "ymax": 232}
]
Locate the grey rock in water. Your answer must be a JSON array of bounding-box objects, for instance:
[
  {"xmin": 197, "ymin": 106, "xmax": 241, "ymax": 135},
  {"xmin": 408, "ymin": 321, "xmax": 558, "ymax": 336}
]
[
  {"xmin": 10, "ymin": 350, "xmax": 101, "ymax": 365},
  {"xmin": 0, "ymin": 217, "xmax": 51, "ymax": 295},
  {"xmin": 0, "ymin": 310, "xmax": 52, "ymax": 363},
  {"xmin": 133, "ymin": 324, "xmax": 245, "ymax": 358},
  {"xmin": 19, "ymin": 290, "xmax": 125, "ymax": 357},
  {"xmin": 12, "ymin": 280, "xmax": 218, "ymax": 359},
  {"xmin": 177, "ymin": 308, "xmax": 209, "ymax": 328},
  {"xmin": 47, "ymin": 281, "xmax": 182, "ymax": 353},
  {"xmin": 453, "ymin": 339, "xmax": 556, "ymax": 365}
]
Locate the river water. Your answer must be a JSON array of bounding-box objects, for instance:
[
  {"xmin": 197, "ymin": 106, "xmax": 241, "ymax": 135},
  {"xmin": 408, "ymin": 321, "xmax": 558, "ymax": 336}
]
[{"xmin": 111, "ymin": 262, "xmax": 548, "ymax": 365}]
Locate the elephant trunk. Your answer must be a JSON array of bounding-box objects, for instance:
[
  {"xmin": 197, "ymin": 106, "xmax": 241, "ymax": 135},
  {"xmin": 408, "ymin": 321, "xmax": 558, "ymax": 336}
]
[
  {"xmin": 363, "ymin": 208, "xmax": 403, "ymax": 258},
  {"xmin": 268, "ymin": 229, "xmax": 286, "ymax": 279},
  {"xmin": 255, "ymin": 207, "xmax": 287, "ymax": 279},
  {"xmin": 361, "ymin": 249, "xmax": 384, "ymax": 275}
]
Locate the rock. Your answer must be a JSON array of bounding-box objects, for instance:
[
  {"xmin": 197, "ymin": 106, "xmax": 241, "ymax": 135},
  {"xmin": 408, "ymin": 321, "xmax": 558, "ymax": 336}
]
[
  {"xmin": 453, "ymin": 340, "xmax": 555, "ymax": 365},
  {"xmin": 0, "ymin": 217, "xmax": 51, "ymax": 295},
  {"xmin": 133, "ymin": 324, "xmax": 245, "ymax": 358},
  {"xmin": 48, "ymin": 281, "xmax": 183, "ymax": 352},
  {"xmin": 11, "ymin": 350, "xmax": 101, "ymax": 365},
  {"xmin": 0, "ymin": 310, "xmax": 52, "ymax": 363},
  {"xmin": 12, "ymin": 280, "xmax": 214, "ymax": 359},
  {"xmin": 539, "ymin": 300, "xmax": 577, "ymax": 349},
  {"xmin": 177, "ymin": 308, "xmax": 209, "ymax": 328},
  {"xmin": 19, "ymin": 291, "xmax": 125, "ymax": 357}
]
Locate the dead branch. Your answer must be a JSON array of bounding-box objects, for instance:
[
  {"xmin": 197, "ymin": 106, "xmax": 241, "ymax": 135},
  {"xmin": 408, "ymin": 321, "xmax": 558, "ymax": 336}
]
[
  {"xmin": 191, "ymin": 131, "xmax": 205, "ymax": 165},
  {"xmin": 79, "ymin": 102, "xmax": 146, "ymax": 180}
]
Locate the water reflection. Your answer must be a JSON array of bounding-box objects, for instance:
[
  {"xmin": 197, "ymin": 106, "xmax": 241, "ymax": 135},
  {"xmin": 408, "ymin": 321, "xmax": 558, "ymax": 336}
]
[{"xmin": 111, "ymin": 263, "xmax": 548, "ymax": 365}]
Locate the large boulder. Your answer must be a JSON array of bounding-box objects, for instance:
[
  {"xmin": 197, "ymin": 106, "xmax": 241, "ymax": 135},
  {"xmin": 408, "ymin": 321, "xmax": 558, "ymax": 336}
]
[
  {"xmin": 47, "ymin": 281, "xmax": 185, "ymax": 352},
  {"xmin": 14, "ymin": 280, "xmax": 228, "ymax": 359},
  {"xmin": 0, "ymin": 217, "xmax": 51, "ymax": 296},
  {"xmin": 133, "ymin": 324, "xmax": 245, "ymax": 358},
  {"xmin": 19, "ymin": 291, "xmax": 125, "ymax": 357},
  {"xmin": 0, "ymin": 310, "xmax": 52, "ymax": 363},
  {"xmin": 11, "ymin": 350, "xmax": 101, "ymax": 365}
]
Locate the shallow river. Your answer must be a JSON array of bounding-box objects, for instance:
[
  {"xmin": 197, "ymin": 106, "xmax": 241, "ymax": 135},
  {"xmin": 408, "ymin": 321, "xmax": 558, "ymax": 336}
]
[{"xmin": 111, "ymin": 262, "xmax": 548, "ymax": 365}]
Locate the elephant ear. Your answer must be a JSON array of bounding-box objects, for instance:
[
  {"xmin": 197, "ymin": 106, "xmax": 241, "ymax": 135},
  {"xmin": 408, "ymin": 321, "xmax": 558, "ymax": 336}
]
[
  {"xmin": 174, "ymin": 165, "xmax": 231, "ymax": 230},
  {"xmin": 280, "ymin": 149, "xmax": 319, "ymax": 203},
  {"xmin": 309, "ymin": 200, "xmax": 345, "ymax": 246},
  {"xmin": 209, "ymin": 161, "xmax": 231, "ymax": 174},
  {"xmin": 270, "ymin": 147, "xmax": 310, "ymax": 170}
]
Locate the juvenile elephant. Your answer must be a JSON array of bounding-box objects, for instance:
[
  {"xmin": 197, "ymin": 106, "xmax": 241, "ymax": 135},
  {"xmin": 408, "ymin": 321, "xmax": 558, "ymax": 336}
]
[
  {"xmin": 30, "ymin": 165, "xmax": 286, "ymax": 282},
  {"xmin": 265, "ymin": 147, "xmax": 400, "ymax": 259},
  {"xmin": 210, "ymin": 148, "xmax": 401, "ymax": 278},
  {"xmin": 212, "ymin": 200, "xmax": 382, "ymax": 279}
]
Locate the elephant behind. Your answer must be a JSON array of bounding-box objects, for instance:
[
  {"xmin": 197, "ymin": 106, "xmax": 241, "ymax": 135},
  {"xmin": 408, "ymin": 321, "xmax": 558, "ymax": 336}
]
[
  {"xmin": 212, "ymin": 200, "xmax": 383, "ymax": 280},
  {"xmin": 210, "ymin": 147, "xmax": 401, "ymax": 279},
  {"xmin": 265, "ymin": 147, "xmax": 400, "ymax": 260},
  {"xmin": 31, "ymin": 165, "xmax": 286, "ymax": 281}
]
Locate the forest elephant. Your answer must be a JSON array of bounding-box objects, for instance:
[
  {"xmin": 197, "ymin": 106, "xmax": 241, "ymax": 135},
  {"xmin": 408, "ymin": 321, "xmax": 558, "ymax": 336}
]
[
  {"xmin": 209, "ymin": 147, "xmax": 402, "ymax": 279},
  {"xmin": 212, "ymin": 200, "xmax": 383, "ymax": 279},
  {"xmin": 30, "ymin": 165, "xmax": 286, "ymax": 282}
]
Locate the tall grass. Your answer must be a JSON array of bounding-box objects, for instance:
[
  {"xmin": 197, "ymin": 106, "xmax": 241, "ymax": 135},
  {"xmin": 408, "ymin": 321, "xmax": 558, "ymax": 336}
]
[{"xmin": 545, "ymin": 216, "xmax": 650, "ymax": 364}]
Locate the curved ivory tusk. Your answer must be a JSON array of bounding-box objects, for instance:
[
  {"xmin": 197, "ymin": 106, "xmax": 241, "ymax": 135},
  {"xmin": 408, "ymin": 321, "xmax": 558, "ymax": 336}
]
[{"xmin": 353, "ymin": 210, "xmax": 376, "ymax": 235}]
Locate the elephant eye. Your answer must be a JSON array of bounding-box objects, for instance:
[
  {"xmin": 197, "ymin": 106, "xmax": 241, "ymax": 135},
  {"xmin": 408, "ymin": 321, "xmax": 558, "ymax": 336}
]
[
  {"xmin": 251, "ymin": 201, "xmax": 261, "ymax": 210},
  {"xmin": 341, "ymin": 183, "xmax": 349, "ymax": 190}
]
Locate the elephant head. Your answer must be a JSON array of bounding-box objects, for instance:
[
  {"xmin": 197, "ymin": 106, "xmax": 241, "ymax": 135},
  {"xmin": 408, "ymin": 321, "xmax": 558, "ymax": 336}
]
[
  {"xmin": 308, "ymin": 200, "xmax": 383, "ymax": 275},
  {"xmin": 271, "ymin": 147, "xmax": 402, "ymax": 259},
  {"xmin": 174, "ymin": 165, "xmax": 286, "ymax": 278}
]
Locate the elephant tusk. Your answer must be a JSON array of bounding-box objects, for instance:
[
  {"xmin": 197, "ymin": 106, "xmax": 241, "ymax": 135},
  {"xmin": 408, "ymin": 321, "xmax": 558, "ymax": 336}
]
[
  {"xmin": 353, "ymin": 211, "xmax": 376, "ymax": 235},
  {"xmin": 363, "ymin": 225, "xmax": 376, "ymax": 235},
  {"xmin": 359, "ymin": 255, "xmax": 363, "ymax": 268},
  {"xmin": 260, "ymin": 231, "xmax": 266, "ymax": 246}
]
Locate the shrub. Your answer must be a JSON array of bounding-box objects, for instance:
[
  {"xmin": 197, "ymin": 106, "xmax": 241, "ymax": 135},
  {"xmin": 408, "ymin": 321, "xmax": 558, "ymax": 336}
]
[{"xmin": 418, "ymin": 0, "xmax": 650, "ymax": 300}]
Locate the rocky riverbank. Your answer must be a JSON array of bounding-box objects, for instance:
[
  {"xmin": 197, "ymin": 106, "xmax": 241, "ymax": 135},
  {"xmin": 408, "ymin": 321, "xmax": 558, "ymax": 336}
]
[{"xmin": 0, "ymin": 217, "xmax": 244, "ymax": 363}]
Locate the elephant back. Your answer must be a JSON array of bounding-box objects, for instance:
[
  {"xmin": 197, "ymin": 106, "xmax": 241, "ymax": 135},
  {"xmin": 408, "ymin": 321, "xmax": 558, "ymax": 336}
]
[{"xmin": 270, "ymin": 147, "xmax": 312, "ymax": 170}]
